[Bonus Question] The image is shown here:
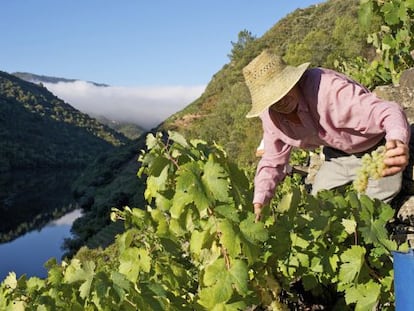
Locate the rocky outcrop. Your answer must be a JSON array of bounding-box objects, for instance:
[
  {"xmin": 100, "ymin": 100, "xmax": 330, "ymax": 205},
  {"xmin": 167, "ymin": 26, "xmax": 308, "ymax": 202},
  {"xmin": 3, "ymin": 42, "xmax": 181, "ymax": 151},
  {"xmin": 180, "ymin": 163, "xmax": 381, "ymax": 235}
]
[{"xmin": 374, "ymin": 69, "xmax": 414, "ymax": 246}]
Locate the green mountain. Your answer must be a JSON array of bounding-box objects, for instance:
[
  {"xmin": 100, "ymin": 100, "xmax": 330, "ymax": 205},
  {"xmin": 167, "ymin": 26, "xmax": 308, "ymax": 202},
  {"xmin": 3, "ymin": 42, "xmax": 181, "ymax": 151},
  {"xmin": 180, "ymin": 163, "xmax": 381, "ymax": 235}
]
[
  {"xmin": 64, "ymin": 0, "xmax": 376, "ymax": 252},
  {"xmin": 0, "ymin": 70, "xmax": 130, "ymax": 171},
  {"xmin": 93, "ymin": 115, "xmax": 144, "ymax": 140},
  {"xmin": 12, "ymin": 72, "xmax": 109, "ymax": 87}
]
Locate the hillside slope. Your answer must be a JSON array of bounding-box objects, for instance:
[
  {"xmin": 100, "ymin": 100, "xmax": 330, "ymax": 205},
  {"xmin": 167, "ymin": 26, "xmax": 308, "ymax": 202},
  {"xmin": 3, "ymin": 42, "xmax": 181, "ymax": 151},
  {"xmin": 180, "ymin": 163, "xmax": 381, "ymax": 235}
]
[{"xmin": 0, "ymin": 71, "xmax": 129, "ymax": 171}]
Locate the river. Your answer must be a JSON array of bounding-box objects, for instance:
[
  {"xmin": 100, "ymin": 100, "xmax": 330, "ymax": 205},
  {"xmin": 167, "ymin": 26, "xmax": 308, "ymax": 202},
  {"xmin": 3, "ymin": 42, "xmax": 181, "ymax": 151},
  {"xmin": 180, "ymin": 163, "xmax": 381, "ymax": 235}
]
[
  {"xmin": 0, "ymin": 169, "xmax": 83, "ymax": 281},
  {"xmin": 0, "ymin": 209, "xmax": 82, "ymax": 281}
]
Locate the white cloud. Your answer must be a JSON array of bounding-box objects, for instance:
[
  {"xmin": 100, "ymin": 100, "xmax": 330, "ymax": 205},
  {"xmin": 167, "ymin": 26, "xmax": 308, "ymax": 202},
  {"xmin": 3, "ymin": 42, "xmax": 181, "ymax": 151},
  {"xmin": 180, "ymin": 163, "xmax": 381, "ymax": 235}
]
[{"xmin": 43, "ymin": 81, "xmax": 205, "ymax": 130}]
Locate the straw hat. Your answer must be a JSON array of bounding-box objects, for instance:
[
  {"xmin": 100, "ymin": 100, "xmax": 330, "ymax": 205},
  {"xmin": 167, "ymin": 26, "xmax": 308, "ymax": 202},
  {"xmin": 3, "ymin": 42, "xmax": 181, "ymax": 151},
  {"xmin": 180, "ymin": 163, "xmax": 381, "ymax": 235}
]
[{"xmin": 243, "ymin": 49, "xmax": 310, "ymax": 118}]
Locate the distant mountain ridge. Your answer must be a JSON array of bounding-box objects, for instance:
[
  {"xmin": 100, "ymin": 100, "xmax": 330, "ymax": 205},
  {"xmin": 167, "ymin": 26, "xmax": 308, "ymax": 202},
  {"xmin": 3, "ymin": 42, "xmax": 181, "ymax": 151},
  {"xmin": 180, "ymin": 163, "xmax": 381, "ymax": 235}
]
[
  {"xmin": 13, "ymin": 72, "xmax": 109, "ymax": 87},
  {"xmin": 0, "ymin": 70, "xmax": 130, "ymax": 171},
  {"xmin": 13, "ymin": 72, "xmax": 145, "ymax": 139}
]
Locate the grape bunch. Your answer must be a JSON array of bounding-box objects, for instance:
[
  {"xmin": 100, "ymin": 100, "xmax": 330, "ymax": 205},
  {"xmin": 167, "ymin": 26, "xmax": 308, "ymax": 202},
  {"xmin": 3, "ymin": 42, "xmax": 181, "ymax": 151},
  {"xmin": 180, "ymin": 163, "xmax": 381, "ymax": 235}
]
[{"xmin": 353, "ymin": 145, "xmax": 387, "ymax": 193}]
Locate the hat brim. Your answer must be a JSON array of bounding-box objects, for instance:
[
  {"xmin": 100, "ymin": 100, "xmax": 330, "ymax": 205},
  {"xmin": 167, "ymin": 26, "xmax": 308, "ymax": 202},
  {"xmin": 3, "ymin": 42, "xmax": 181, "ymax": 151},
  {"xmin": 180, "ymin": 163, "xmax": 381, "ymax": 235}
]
[{"xmin": 246, "ymin": 62, "xmax": 310, "ymax": 118}]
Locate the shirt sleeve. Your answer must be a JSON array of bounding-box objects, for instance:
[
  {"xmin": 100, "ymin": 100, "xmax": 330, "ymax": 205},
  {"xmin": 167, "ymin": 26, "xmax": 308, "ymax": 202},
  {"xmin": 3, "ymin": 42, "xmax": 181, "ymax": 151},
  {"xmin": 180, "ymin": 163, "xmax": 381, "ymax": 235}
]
[{"xmin": 253, "ymin": 113, "xmax": 292, "ymax": 205}]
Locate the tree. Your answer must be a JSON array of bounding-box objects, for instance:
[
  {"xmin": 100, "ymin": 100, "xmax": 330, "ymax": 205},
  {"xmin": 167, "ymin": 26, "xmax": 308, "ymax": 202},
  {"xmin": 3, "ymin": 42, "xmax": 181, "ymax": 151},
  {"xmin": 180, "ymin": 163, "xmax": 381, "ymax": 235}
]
[{"xmin": 228, "ymin": 29, "xmax": 256, "ymax": 61}]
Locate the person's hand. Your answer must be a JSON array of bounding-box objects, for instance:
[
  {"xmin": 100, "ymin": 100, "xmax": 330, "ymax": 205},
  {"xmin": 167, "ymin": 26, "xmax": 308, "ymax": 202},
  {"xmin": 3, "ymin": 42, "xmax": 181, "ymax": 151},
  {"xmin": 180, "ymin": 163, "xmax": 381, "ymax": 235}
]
[
  {"xmin": 254, "ymin": 203, "xmax": 263, "ymax": 222},
  {"xmin": 382, "ymin": 139, "xmax": 409, "ymax": 176}
]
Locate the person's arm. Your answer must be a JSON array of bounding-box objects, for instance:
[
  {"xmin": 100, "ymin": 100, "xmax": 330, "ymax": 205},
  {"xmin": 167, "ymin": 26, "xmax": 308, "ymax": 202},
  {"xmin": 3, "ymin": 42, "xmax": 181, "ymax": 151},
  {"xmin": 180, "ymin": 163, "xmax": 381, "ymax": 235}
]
[{"xmin": 253, "ymin": 116, "xmax": 292, "ymax": 220}]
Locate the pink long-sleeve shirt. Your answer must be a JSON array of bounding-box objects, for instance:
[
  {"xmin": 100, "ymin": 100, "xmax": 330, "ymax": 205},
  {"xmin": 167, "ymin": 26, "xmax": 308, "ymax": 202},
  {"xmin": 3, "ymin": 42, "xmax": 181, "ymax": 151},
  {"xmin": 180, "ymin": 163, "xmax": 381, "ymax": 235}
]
[{"xmin": 254, "ymin": 68, "xmax": 410, "ymax": 205}]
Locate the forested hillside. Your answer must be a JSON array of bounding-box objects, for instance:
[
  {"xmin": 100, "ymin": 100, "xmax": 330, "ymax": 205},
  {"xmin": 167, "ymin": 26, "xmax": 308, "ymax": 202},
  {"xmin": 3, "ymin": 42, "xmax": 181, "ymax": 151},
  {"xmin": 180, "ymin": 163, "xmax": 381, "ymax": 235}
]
[{"xmin": 0, "ymin": 71, "xmax": 129, "ymax": 171}]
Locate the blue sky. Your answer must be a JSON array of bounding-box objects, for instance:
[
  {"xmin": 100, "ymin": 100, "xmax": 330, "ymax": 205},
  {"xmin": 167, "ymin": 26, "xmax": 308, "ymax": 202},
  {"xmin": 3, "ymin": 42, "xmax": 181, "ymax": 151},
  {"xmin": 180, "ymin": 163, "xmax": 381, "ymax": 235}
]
[{"xmin": 2, "ymin": 0, "xmax": 324, "ymax": 87}]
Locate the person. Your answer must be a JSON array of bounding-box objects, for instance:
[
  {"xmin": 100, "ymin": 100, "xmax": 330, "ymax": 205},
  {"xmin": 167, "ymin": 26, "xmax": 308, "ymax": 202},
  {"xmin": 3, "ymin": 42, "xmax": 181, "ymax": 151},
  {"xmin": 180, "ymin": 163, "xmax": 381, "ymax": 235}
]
[{"xmin": 242, "ymin": 49, "xmax": 410, "ymax": 221}]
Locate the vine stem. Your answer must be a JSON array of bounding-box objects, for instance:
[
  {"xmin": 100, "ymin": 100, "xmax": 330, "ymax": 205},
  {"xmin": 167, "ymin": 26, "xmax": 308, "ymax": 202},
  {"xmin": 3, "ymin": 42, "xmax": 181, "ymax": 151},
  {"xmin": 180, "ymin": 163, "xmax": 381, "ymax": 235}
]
[
  {"xmin": 208, "ymin": 207, "xmax": 231, "ymax": 270},
  {"xmin": 162, "ymin": 137, "xmax": 180, "ymax": 169}
]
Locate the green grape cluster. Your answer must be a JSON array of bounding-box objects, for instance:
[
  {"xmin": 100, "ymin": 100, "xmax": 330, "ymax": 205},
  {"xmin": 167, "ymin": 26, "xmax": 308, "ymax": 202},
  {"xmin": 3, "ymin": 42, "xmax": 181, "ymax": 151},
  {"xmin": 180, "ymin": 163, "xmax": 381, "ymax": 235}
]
[{"xmin": 353, "ymin": 145, "xmax": 387, "ymax": 193}]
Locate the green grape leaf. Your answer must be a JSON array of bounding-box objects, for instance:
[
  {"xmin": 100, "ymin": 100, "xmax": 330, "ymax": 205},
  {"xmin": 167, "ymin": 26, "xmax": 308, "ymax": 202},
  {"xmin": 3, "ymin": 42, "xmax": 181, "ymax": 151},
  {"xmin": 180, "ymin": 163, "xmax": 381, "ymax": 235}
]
[
  {"xmin": 240, "ymin": 214, "xmax": 268, "ymax": 243},
  {"xmin": 211, "ymin": 301, "xmax": 248, "ymax": 311},
  {"xmin": 64, "ymin": 259, "xmax": 96, "ymax": 299},
  {"xmin": 227, "ymin": 162, "xmax": 250, "ymax": 206},
  {"xmin": 155, "ymin": 193, "xmax": 172, "ymax": 212},
  {"xmin": 170, "ymin": 191, "xmax": 192, "ymax": 219},
  {"xmin": 277, "ymin": 190, "xmax": 294, "ymax": 213},
  {"xmin": 8, "ymin": 300, "xmax": 26, "ymax": 311},
  {"xmin": 168, "ymin": 130, "xmax": 189, "ymax": 148},
  {"xmin": 341, "ymin": 218, "xmax": 357, "ymax": 234},
  {"xmin": 347, "ymin": 191, "xmax": 361, "ymax": 210},
  {"xmin": 145, "ymin": 175, "xmax": 163, "ymax": 200},
  {"xmin": 339, "ymin": 246, "xmax": 366, "ymax": 285},
  {"xmin": 147, "ymin": 156, "xmax": 170, "ymax": 177},
  {"xmin": 117, "ymin": 228, "xmax": 139, "ymax": 252},
  {"xmin": 145, "ymin": 133, "xmax": 158, "ymax": 149},
  {"xmin": 203, "ymin": 258, "xmax": 228, "ymax": 287},
  {"xmin": 203, "ymin": 258, "xmax": 249, "ymax": 296},
  {"xmin": 3, "ymin": 272, "xmax": 17, "ymax": 289},
  {"xmin": 202, "ymin": 155, "xmax": 230, "ymax": 202},
  {"xmin": 359, "ymin": 201, "xmax": 396, "ymax": 251},
  {"xmin": 174, "ymin": 162, "xmax": 210, "ymax": 214},
  {"xmin": 228, "ymin": 260, "xmax": 249, "ymax": 296},
  {"xmin": 378, "ymin": 203, "xmax": 395, "ymax": 222},
  {"xmin": 214, "ymin": 204, "xmax": 240, "ymax": 222},
  {"xmin": 219, "ymin": 219, "xmax": 242, "ymax": 257},
  {"xmin": 26, "ymin": 277, "xmax": 45, "ymax": 293},
  {"xmin": 110, "ymin": 271, "xmax": 130, "ymax": 301},
  {"xmin": 290, "ymin": 232, "xmax": 309, "ymax": 249},
  {"xmin": 359, "ymin": 195, "xmax": 374, "ymax": 219},
  {"xmin": 46, "ymin": 265, "xmax": 64, "ymax": 286},
  {"xmin": 381, "ymin": 2, "xmax": 401, "ymax": 25},
  {"xmin": 198, "ymin": 281, "xmax": 233, "ymax": 309},
  {"xmin": 119, "ymin": 247, "xmax": 151, "ymax": 283},
  {"xmin": 345, "ymin": 281, "xmax": 380, "ymax": 311},
  {"xmin": 190, "ymin": 229, "xmax": 212, "ymax": 255}
]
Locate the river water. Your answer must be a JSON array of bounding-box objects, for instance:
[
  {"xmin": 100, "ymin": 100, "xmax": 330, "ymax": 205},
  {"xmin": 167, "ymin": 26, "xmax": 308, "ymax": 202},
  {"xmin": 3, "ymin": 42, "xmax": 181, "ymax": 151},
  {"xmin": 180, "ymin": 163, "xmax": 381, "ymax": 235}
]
[
  {"xmin": 0, "ymin": 209, "xmax": 82, "ymax": 281},
  {"xmin": 0, "ymin": 169, "xmax": 83, "ymax": 281}
]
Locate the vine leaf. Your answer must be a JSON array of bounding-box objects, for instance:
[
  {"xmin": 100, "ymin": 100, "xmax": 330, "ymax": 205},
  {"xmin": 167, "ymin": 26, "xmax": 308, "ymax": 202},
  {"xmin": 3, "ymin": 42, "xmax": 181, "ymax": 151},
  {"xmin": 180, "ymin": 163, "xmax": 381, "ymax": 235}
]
[
  {"xmin": 341, "ymin": 218, "xmax": 357, "ymax": 234},
  {"xmin": 3, "ymin": 272, "xmax": 17, "ymax": 290},
  {"xmin": 64, "ymin": 259, "xmax": 96, "ymax": 299},
  {"xmin": 240, "ymin": 214, "xmax": 269, "ymax": 244},
  {"xmin": 344, "ymin": 280, "xmax": 380, "ymax": 311},
  {"xmin": 339, "ymin": 246, "xmax": 366, "ymax": 285},
  {"xmin": 203, "ymin": 258, "xmax": 249, "ymax": 296},
  {"xmin": 118, "ymin": 247, "xmax": 150, "ymax": 283},
  {"xmin": 168, "ymin": 130, "xmax": 189, "ymax": 148},
  {"xmin": 219, "ymin": 219, "xmax": 242, "ymax": 257},
  {"xmin": 202, "ymin": 155, "xmax": 230, "ymax": 202}
]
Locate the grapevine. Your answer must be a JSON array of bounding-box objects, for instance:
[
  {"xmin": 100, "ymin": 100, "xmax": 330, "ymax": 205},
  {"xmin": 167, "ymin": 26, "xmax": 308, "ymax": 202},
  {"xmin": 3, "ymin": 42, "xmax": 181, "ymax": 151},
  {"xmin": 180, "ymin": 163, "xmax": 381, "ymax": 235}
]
[
  {"xmin": 0, "ymin": 132, "xmax": 409, "ymax": 310},
  {"xmin": 353, "ymin": 145, "xmax": 387, "ymax": 193}
]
